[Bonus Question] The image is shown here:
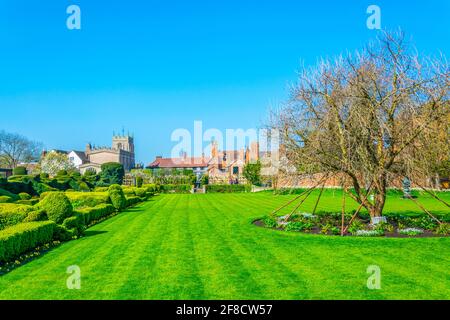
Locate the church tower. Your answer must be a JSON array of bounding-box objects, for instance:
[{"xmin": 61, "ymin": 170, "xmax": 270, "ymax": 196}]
[{"xmin": 112, "ymin": 134, "xmax": 134, "ymax": 153}]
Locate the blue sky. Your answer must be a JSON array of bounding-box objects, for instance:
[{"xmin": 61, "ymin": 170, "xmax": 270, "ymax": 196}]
[{"xmin": 0, "ymin": 0, "xmax": 449, "ymax": 164}]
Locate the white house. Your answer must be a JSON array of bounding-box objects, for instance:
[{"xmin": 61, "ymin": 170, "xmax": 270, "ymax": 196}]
[{"xmin": 68, "ymin": 151, "xmax": 88, "ymax": 169}]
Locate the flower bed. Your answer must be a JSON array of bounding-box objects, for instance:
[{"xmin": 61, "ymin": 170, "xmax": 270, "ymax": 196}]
[{"xmin": 255, "ymin": 212, "xmax": 450, "ymax": 238}]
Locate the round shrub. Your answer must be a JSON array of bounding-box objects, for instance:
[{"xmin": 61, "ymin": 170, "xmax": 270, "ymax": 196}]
[
  {"xmin": 39, "ymin": 192, "xmax": 73, "ymax": 224},
  {"xmin": 0, "ymin": 196, "xmax": 12, "ymax": 203},
  {"xmin": 19, "ymin": 192, "xmax": 31, "ymax": 200},
  {"xmin": 13, "ymin": 166, "xmax": 27, "ymax": 176},
  {"xmin": 136, "ymin": 176, "xmax": 143, "ymax": 188},
  {"xmin": 24, "ymin": 210, "xmax": 48, "ymax": 222},
  {"xmin": 57, "ymin": 170, "xmax": 68, "ymax": 176},
  {"xmin": 108, "ymin": 184, "xmax": 126, "ymax": 211}
]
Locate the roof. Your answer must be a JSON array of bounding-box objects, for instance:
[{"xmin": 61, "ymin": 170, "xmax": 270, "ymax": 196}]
[
  {"xmin": 147, "ymin": 157, "xmax": 208, "ymax": 169},
  {"xmin": 70, "ymin": 150, "xmax": 88, "ymax": 163}
]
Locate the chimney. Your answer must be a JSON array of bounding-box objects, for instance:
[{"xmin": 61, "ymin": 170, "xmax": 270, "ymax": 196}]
[{"xmin": 250, "ymin": 141, "xmax": 259, "ymax": 163}]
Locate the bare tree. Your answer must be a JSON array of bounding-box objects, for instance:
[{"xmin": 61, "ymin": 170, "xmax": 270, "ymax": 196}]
[
  {"xmin": 272, "ymin": 31, "xmax": 449, "ymax": 219},
  {"xmin": 0, "ymin": 130, "xmax": 43, "ymax": 168}
]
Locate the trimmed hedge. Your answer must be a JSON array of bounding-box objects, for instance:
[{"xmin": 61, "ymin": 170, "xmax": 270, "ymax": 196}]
[
  {"xmin": 19, "ymin": 192, "xmax": 31, "ymax": 200},
  {"xmin": 23, "ymin": 210, "xmax": 48, "ymax": 222},
  {"xmin": 65, "ymin": 191, "xmax": 110, "ymax": 208},
  {"xmin": 75, "ymin": 204, "xmax": 116, "ymax": 226},
  {"xmin": 12, "ymin": 166, "xmax": 27, "ymax": 176},
  {"xmin": 0, "ymin": 221, "xmax": 56, "ymax": 263},
  {"xmin": 38, "ymin": 192, "xmax": 73, "ymax": 224},
  {"xmin": 205, "ymin": 184, "xmax": 251, "ymax": 193},
  {"xmin": 0, "ymin": 204, "xmax": 34, "ymax": 230},
  {"xmin": 0, "ymin": 196, "xmax": 12, "ymax": 203},
  {"xmin": 126, "ymin": 196, "xmax": 141, "ymax": 207},
  {"xmin": 108, "ymin": 185, "xmax": 127, "ymax": 210},
  {"xmin": 0, "ymin": 188, "xmax": 20, "ymax": 202},
  {"xmin": 160, "ymin": 184, "xmax": 192, "ymax": 194},
  {"xmin": 15, "ymin": 199, "xmax": 39, "ymax": 206}
]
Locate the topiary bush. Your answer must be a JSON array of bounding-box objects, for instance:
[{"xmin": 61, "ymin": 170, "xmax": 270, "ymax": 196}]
[
  {"xmin": 23, "ymin": 210, "xmax": 48, "ymax": 222},
  {"xmin": 0, "ymin": 196, "xmax": 12, "ymax": 203},
  {"xmin": 0, "ymin": 221, "xmax": 56, "ymax": 263},
  {"xmin": 108, "ymin": 185, "xmax": 126, "ymax": 211},
  {"xmin": 18, "ymin": 192, "xmax": 31, "ymax": 200},
  {"xmin": 38, "ymin": 192, "xmax": 73, "ymax": 224},
  {"xmin": 0, "ymin": 203, "xmax": 34, "ymax": 230},
  {"xmin": 12, "ymin": 166, "xmax": 27, "ymax": 176},
  {"xmin": 75, "ymin": 204, "xmax": 116, "ymax": 226},
  {"xmin": 205, "ymin": 184, "xmax": 251, "ymax": 193},
  {"xmin": 126, "ymin": 196, "xmax": 141, "ymax": 207}
]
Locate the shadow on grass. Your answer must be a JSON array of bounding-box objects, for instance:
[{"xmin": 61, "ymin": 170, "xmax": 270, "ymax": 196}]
[{"xmin": 83, "ymin": 230, "xmax": 108, "ymax": 238}]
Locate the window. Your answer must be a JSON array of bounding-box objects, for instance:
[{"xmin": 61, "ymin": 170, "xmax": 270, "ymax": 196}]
[{"xmin": 233, "ymin": 167, "xmax": 239, "ymax": 175}]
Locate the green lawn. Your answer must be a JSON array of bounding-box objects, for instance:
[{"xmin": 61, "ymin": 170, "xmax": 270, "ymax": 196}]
[{"xmin": 0, "ymin": 191, "xmax": 449, "ymax": 300}]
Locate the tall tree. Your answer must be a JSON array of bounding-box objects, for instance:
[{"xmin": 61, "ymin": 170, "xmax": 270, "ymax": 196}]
[
  {"xmin": 40, "ymin": 151, "xmax": 75, "ymax": 176},
  {"xmin": 0, "ymin": 130, "xmax": 43, "ymax": 168},
  {"xmin": 271, "ymin": 31, "xmax": 449, "ymax": 219}
]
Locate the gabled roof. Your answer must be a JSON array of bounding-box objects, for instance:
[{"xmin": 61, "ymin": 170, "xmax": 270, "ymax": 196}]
[
  {"xmin": 70, "ymin": 150, "xmax": 88, "ymax": 163},
  {"xmin": 147, "ymin": 157, "xmax": 208, "ymax": 169}
]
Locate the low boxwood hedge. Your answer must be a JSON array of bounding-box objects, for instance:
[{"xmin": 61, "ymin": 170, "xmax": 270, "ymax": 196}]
[
  {"xmin": 205, "ymin": 184, "xmax": 251, "ymax": 193},
  {"xmin": 126, "ymin": 196, "xmax": 141, "ymax": 207},
  {"xmin": 0, "ymin": 221, "xmax": 56, "ymax": 263},
  {"xmin": 160, "ymin": 184, "xmax": 192, "ymax": 194},
  {"xmin": 75, "ymin": 204, "xmax": 116, "ymax": 226},
  {"xmin": 0, "ymin": 204, "xmax": 34, "ymax": 230}
]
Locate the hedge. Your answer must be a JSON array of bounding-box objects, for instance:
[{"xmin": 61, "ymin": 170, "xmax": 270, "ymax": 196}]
[
  {"xmin": 38, "ymin": 192, "xmax": 73, "ymax": 224},
  {"xmin": 205, "ymin": 184, "xmax": 251, "ymax": 193},
  {"xmin": 108, "ymin": 185, "xmax": 127, "ymax": 210},
  {"xmin": 12, "ymin": 166, "xmax": 27, "ymax": 176},
  {"xmin": 0, "ymin": 188, "xmax": 20, "ymax": 202},
  {"xmin": 0, "ymin": 196, "xmax": 12, "ymax": 203},
  {"xmin": 65, "ymin": 191, "xmax": 110, "ymax": 208},
  {"xmin": 0, "ymin": 221, "xmax": 56, "ymax": 263},
  {"xmin": 160, "ymin": 184, "xmax": 192, "ymax": 194},
  {"xmin": 126, "ymin": 196, "xmax": 141, "ymax": 207},
  {"xmin": 0, "ymin": 204, "xmax": 34, "ymax": 230},
  {"xmin": 75, "ymin": 204, "xmax": 116, "ymax": 226}
]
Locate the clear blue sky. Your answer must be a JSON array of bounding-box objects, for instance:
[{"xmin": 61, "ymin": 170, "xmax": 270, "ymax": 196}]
[{"xmin": 0, "ymin": 0, "xmax": 449, "ymax": 164}]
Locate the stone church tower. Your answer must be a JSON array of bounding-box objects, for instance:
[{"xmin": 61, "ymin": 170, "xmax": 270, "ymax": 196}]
[{"xmin": 112, "ymin": 135, "xmax": 134, "ymax": 153}]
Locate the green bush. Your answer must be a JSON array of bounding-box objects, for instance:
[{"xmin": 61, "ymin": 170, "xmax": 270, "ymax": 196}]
[
  {"xmin": 93, "ymin": 186, "xmax": 109, "ymax": 192},
  {"xmin": 23, "ymin": 210, "xmax": 48, "ymax": 222},
  {"xmin": 65, "ymin": 192, "xmax": 110, "ymax": 208},
  {"xmin": 0, "ymin": 221, "xmax": 56, "ymax": 263},
  {"xmin": 0, "ymin": 203, "xmax": 34, "ymax": 230},
  {"xmin": 12, "ymin": 166, "xmax": 27, "ymax": 176},
  {"xmin": 18, "ymin": 192, "xmax": 31, "ymax": 200},
  {"xmin": 0, "ymin": 188, "xmax": 20, "ymax": 201},
  {"xmin": 126, "ymin": 196, "xmax": 141, "ymax": 207},
  {"xmin": 0, "ymin": 196, "xmax": 12, "ymax": 203},
  {"xmin": 38, "ymin": 192, "xmax": 73, "ymax": 224},
  {"xmin": 62, "ymin": 215, "xmax": 84, "ymax": 236},
  {"xmin": 75, "ymin": 204, "xmax": 116, "ymax": 226},
  {"xmin": 32, "ymin": 181, "xmax": 58, "ymax": 195},
  {"xmin": 136, "ymin": 176, "xmax": 143, "ymax": 188},
  {"xmin": 160, "ymin": 184, "xmax": 192, "ymax": 194},
  {"xmin": 263, "ymin": 216, "xmax": 278, "ymax": 228},
  {"xmin": 53, "ymin": 224, "xmax": 75, "ymax": 241},
  {"xmin": 205, "ymin": 184, "xmax": 251, "ymax": 193},
  {"xmin": 134, "ymin": 187, "xmax": 147, "ymax": 198},
  {"xmin": 15, "ymin": 199, "xmax": 39, "ymax": 206},
  {"xmin": 99, "ymin": 163, "xmax": 125, "ymax": 186},
  {"xmin": 108, "ymin": 185, "xmax": 127, "ymax": 211}
]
